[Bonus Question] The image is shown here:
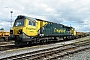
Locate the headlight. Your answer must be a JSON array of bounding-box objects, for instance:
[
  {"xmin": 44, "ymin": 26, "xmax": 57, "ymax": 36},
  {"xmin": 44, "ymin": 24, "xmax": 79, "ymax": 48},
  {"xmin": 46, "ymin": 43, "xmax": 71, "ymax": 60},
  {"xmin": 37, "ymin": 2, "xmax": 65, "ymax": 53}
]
[
  {"xmin": 18, "ymin": 30, "xmax": 22, "ymax": 34},
  {"xmin": 10, "ymin": 30, "xmax": 13, "ymax": 34}
]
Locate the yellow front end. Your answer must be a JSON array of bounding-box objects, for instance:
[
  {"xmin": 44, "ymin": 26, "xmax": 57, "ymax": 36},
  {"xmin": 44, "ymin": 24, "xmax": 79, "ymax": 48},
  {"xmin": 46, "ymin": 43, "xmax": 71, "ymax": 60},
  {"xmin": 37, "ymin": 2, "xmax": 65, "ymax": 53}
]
[
  {"xmin": 10, "ymin": 16, "xmax": 38, "ymax": 43},
  {"xmin": 70, "ymin": 28, "xmax": 76, "ymax": 36}
]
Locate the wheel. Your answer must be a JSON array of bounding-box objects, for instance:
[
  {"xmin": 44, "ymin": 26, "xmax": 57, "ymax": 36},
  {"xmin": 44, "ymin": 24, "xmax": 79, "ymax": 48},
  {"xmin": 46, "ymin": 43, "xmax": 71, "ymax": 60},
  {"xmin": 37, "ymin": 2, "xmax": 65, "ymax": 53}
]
[{"xmin": 3, "ymin": 37, "xmax": 8, "ymax": 41}]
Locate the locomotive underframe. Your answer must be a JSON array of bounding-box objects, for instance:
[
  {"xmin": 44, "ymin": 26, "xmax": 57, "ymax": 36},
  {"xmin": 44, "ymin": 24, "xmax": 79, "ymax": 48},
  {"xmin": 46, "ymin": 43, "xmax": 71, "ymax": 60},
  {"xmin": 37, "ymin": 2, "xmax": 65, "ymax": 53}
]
[{"xmin": 14, "ymin": 33, "xmax": 75, "ymax": 46}]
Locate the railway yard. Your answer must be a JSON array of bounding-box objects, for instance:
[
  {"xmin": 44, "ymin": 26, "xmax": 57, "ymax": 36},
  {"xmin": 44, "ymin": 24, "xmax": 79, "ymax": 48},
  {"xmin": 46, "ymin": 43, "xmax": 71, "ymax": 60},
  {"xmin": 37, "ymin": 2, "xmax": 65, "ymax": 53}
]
[
  {"xmin": 0, "ymin": 15, "xmax": 90, "ymax": 60},
  {"xmin": 1, "ymin": 0, "xmax": 90, "ymax": 60},
  {"xmin": 0, "ymin": 36, "xmax": 90, "ymax": 60}
]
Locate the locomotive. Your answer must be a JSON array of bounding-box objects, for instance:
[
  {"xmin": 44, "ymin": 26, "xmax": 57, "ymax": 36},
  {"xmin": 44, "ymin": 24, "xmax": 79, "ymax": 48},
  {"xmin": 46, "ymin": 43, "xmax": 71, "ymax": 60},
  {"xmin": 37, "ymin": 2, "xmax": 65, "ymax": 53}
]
[{"xmin": 10, "ymin": 15, "xmax": 76, "ymax": 46}]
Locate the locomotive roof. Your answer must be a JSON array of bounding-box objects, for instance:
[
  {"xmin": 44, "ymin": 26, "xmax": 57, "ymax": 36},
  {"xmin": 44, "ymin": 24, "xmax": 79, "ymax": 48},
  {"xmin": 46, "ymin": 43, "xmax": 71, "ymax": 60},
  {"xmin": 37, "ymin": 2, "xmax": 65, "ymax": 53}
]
[
  {"xmin": 36, "ymin": 19, "xmax": 73, "ymax": 28},
  {"xmin": 17, "ymin": 15, "xmax": 73, "ymax": 28}
]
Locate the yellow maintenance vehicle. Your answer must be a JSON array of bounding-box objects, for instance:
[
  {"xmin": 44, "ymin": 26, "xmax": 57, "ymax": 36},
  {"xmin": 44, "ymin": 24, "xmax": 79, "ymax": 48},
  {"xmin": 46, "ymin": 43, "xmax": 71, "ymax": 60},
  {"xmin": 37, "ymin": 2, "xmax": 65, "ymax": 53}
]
[{"xmin": 0, "ymin": 30, "xmax": 10, "ymax": 41}]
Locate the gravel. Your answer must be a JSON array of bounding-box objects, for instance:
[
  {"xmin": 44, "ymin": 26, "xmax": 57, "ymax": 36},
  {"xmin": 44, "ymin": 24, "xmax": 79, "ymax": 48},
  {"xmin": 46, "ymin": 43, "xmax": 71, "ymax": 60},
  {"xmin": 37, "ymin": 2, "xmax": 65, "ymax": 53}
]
[{"xmin": 61, "ymin": 49, "xmax": 90, "ymax": 60}]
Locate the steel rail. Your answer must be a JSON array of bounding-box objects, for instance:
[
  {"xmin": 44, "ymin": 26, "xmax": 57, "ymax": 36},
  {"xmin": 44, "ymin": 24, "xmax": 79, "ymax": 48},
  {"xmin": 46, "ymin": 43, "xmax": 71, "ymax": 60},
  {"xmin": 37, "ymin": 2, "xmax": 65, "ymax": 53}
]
[{"xmin": 1, "ymin": 38, "xmax": 90, "ymax": 60}]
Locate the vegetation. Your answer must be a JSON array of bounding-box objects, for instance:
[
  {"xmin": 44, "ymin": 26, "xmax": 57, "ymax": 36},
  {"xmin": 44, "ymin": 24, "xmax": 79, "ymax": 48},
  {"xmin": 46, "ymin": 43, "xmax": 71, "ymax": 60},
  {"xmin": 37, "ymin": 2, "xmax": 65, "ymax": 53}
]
[{"xmin": 0, "ymin": 28, "xmax": 4, "ymax": 30}]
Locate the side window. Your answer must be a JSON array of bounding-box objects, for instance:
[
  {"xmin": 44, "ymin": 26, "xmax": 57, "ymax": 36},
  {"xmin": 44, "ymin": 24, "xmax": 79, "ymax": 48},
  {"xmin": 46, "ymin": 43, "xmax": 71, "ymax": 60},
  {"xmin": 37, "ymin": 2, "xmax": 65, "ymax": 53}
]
[
  {"xmin": 28, "ymin": 20, "xmax": 35, "ymax": 26},
  {"xmin": 29, "ymin": 21, "xmax": 32, "ymax": 25},
  {"xmin": 32, "ymin": 22, "xmax": 35, "ymax": 26}
]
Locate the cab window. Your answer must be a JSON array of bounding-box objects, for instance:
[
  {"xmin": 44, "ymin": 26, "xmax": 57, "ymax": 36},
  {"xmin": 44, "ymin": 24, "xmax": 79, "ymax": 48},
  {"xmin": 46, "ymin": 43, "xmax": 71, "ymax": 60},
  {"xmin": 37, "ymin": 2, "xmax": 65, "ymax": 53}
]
[
  {"xmin": 29, "ymin": 21, "xmax": 32, "ymax": 25},
  {"xmin": 28, "ymin": 20, "xmax": 35, "ymax": 26},
  {"xmin": 14, "ymin": 19, "xmax": 24, "ymax": 26}
]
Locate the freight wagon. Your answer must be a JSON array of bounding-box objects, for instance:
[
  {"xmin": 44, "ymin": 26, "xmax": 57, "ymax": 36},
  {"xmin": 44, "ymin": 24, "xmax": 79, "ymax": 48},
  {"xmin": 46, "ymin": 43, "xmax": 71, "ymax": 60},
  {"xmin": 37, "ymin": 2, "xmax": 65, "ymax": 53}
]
[
  {"xmin": 10, "ymin": 15, "xmax": 76, "ymax": 46},
  {"xmin": 0, "ymin": 30, "xmax": 10, "ymax": 41},
  {"xmin": 76, "ymin": 32, "xmax": 89, "ymax": 38}
]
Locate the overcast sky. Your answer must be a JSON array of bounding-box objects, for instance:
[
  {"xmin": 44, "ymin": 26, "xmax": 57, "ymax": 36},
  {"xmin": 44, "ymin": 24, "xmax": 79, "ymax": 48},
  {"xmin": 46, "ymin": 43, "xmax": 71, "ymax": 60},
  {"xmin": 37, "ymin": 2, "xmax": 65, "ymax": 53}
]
[{"xmin": 0, "ymin": 0, "xmax": 90, "ymax": 32}]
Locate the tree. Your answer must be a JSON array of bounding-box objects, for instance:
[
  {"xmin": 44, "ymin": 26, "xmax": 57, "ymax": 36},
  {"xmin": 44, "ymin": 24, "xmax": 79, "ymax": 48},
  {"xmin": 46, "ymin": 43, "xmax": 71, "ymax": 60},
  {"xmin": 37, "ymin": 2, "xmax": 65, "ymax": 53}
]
[{"xmin": 0, "ymin": 28, "xmax": 4, "ymax": 30}]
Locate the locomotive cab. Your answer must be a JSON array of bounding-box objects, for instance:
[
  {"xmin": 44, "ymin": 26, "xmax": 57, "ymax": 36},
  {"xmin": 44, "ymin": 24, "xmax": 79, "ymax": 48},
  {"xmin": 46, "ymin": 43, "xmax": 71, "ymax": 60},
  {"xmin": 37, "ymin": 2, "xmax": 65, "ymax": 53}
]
[{"xmin": 10, "ymin": 15, "xmax": 38, "ymax": 46}]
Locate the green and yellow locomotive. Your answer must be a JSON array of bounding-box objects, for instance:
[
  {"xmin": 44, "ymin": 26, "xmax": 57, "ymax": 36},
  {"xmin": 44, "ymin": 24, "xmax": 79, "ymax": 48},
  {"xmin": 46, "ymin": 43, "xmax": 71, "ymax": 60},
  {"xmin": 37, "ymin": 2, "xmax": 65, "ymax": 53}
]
[{"xmin": 10, "ymin": 15, "xmax": 76, "ymax": 46}]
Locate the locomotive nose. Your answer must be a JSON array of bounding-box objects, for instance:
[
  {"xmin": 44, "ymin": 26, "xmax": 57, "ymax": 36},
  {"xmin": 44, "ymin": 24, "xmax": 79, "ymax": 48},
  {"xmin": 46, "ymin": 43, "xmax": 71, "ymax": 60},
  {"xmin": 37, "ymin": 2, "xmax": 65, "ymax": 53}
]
[{"xmin": 18, "ymin": 29, "xmax": 22, "ymax": 34}]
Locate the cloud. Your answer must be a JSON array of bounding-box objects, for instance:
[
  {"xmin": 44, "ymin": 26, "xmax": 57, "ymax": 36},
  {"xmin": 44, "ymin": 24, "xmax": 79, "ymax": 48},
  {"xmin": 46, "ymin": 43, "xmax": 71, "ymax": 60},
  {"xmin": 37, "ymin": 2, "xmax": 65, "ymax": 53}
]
[{"xmin": 0, "ymin": 0, "xmax": 90, "ymax": 32}]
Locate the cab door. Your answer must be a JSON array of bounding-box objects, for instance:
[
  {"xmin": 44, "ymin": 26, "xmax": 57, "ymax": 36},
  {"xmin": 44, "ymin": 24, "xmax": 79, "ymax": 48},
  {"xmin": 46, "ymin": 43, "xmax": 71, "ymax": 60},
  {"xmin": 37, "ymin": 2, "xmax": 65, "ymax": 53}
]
[{"xmin": 26, "ymin": 19, "xmax": 37, "ymax": 36}]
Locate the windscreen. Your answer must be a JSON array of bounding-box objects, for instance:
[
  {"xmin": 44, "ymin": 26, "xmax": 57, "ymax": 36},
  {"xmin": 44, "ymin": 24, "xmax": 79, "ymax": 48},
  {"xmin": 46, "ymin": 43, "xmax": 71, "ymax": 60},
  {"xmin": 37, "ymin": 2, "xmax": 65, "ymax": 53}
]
[{"xmin": 14, "ymin": 19, "xmax": 24, "ymax": 26}]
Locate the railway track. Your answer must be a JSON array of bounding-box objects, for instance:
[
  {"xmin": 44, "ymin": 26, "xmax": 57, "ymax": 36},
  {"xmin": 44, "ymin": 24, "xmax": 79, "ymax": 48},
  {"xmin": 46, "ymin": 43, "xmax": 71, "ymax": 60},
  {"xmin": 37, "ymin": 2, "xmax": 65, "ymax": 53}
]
[
  {"xmin": 0, "ymin": 41, "xmax": 14, "ymax": 45},
  {"xmin": 0, "ymin": 45, "xmax": 16, "ymax": 51},
  {"xmin": 0, "ymin": 41, "xmax": 15, "ymax": 51},
  {"xmin": 0, "ymin": 36, "xmax": 90, "ymax": 60},
  {"xmin": 0, "ymin": 36, "xmax": 89, "ymax": 51}
]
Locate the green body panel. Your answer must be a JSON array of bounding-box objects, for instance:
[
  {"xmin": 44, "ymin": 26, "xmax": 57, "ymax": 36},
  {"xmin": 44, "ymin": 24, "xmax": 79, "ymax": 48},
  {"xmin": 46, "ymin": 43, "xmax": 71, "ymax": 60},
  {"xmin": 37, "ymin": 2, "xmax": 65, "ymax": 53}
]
[{"xmin": 41, "ymin": 23, "xmax": 72, "ymax": 36}]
